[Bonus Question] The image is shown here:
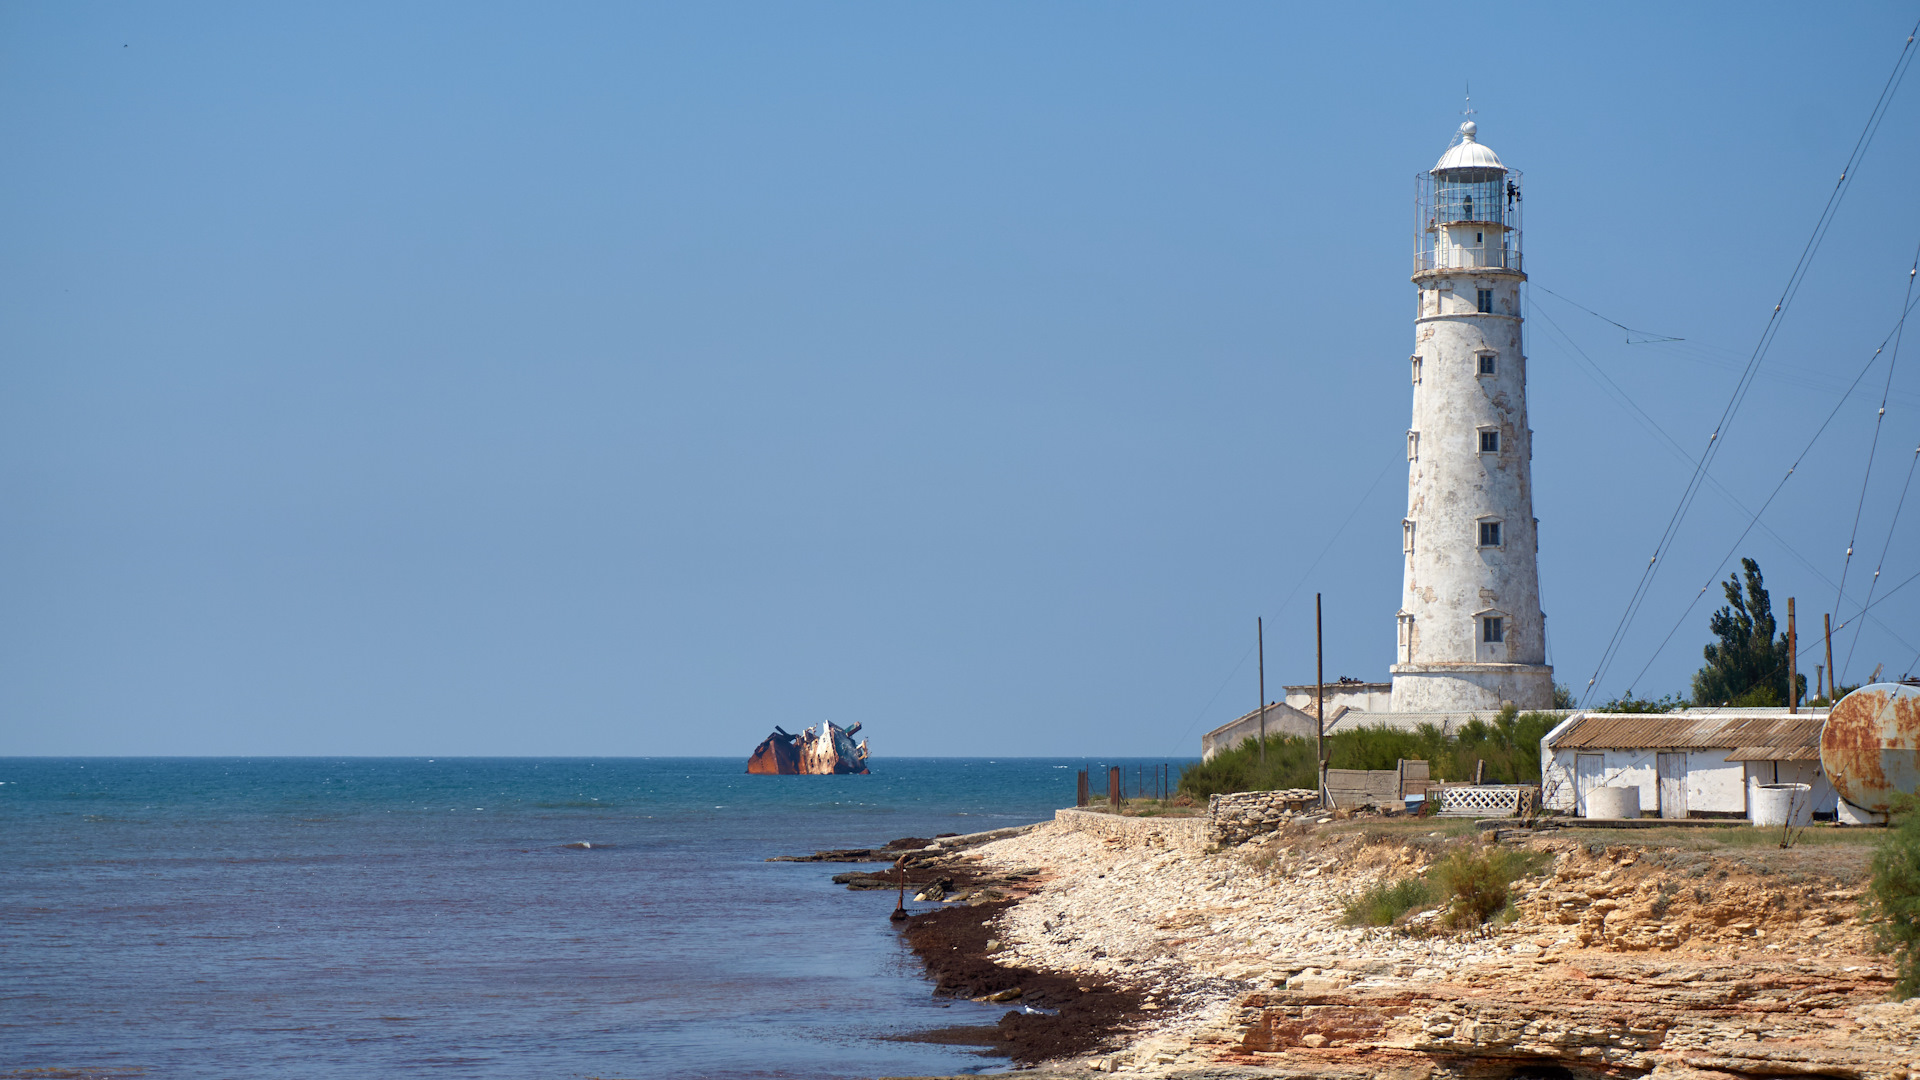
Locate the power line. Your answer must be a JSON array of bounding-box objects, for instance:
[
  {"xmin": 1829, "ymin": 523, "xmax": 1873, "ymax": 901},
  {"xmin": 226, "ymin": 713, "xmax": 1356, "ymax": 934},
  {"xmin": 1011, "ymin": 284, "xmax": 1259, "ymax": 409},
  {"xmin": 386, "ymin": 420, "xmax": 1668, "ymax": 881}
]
[
  {"xmin": 1838, "ymin": 244, "xmax": 1920, "ymax": 680},
  {"xmin": 1843, "ymin": 439, "xmax": 1920, "ymax": 679},
  {"xmin": 1579, "ymin": 18, "xmax": 1920, "ymax": 706},
  {"xmin": 1529, "ymin": 303, "xmax": 1908, "ymax": 645},
  {"xmin": 1616, "ymin": 289, "xmax": 1920, "ymax": 697},
  {"xmin": 1532, "ymin": 284, "xmax": 1684, "ymax": 344}
]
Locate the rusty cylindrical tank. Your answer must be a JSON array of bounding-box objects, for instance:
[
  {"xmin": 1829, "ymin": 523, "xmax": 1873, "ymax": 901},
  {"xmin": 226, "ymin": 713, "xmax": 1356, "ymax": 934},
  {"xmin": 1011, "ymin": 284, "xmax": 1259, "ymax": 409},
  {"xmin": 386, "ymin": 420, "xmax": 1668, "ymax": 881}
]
[{"xmin": 1819, "ymin": 681, "xmax": 1920, "ymax": 814}]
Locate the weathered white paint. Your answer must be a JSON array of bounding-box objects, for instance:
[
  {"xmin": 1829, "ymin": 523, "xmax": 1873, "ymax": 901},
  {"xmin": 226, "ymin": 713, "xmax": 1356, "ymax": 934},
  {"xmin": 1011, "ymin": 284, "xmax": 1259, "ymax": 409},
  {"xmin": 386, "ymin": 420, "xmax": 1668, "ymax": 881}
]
[
  {"xmin": 1543, "ymin": 744, "xmax": 1830, "ymax": 819},
  {"xmin": 1684, "ymin": 751, "xmax": 1745, "ymax": 815},
  {"xmin": 1327, "ymin": 707, "xmax": 1575, "ymax": 738},
  {"xmin": 1392, "ymin": 121, "xmax": 1552, "ymax": 713},
  {"xmin": 1542, "ymin": 746, "xmax": 1670, "ymax": 816},
  {"xmin": 1282, "ymin": 682, "xmax": 1394, "ymax": 715}
]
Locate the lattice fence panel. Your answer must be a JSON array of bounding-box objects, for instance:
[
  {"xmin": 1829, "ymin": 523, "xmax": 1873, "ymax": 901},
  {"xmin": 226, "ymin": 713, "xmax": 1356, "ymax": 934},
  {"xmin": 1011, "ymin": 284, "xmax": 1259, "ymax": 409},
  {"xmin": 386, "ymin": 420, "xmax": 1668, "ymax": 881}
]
[{"xmin": 1437, "ymin": 785, "xmax": 1538, "ymax": 818}]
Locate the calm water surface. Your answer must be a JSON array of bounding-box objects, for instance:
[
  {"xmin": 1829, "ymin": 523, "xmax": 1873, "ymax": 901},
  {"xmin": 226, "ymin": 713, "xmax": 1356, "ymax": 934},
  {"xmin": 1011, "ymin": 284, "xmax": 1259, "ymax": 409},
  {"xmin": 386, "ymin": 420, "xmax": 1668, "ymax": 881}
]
[{"xmin": 0, "ymin": 757, "xmax": 1179, "ymax": 1079}]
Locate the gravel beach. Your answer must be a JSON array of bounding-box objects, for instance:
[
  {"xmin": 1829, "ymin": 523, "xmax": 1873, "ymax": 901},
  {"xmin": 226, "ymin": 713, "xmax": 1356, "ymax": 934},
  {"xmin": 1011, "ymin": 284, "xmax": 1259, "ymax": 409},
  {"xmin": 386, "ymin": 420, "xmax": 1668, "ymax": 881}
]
[{"xmin": 883, "ymin": 814, "xmax": 1919, "ymax": 1079}]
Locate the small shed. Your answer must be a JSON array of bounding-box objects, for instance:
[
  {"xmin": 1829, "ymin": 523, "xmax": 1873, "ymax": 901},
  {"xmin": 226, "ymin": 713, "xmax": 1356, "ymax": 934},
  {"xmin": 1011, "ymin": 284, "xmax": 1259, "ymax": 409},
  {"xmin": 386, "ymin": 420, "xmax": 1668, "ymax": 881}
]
[
  {"xmin": 1200, "ymin": 701, "xmax": 1324, "ymax": 760},
  {"xmin": 1540, "ymin": 708, "xmax": 1836, "ymax": 820}
]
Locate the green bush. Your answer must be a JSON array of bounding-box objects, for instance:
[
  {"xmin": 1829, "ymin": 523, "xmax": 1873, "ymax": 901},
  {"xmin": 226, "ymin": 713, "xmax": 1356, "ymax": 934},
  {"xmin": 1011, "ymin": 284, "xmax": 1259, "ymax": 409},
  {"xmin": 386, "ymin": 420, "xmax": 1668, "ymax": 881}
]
[
  {"xmin": 1178, "ymin": 705, "xmax": 1562, "ymax": 800},
  {"xmin": 1342, "ymin": 877, "xmax": 1435, "ymax": 927},
  {"xmin": 1430, "ymin": 849, "xmax": 1511, "ymax": 927},
  {"xmin": 1868, "ymin": 796, "xmax": 1920, "ymax": 999},
  {"xmin": 1337, "ymin": 845, "xmax": 1549, "ymax": 931}
]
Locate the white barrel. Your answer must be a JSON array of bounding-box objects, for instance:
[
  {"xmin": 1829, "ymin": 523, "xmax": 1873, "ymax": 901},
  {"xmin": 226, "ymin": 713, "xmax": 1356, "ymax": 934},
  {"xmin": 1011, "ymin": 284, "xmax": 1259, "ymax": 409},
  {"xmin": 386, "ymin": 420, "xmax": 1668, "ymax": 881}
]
[
  {"xmin": 1750, "ymin": 783, "xmax": 1813, "ymax": 827},
  {"xmin": 1585, "ymin": 786, "xmax": 1639, "ymax": 819}
]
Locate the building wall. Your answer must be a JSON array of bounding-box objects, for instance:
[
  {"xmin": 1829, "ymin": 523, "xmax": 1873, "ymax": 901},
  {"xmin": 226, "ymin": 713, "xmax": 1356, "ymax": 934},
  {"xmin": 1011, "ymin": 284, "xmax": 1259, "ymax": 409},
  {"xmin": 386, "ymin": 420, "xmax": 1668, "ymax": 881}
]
[
  {"xmin": 1390, "ymin": 260, "xmax": 1552, "ymax": 712},
  {"xmin": 1283, "ymin": 684, "xmax": 1393, "ymax": 715},
  {"xmin": 1334, "ymin": 707, "xmax": 1574, "ymax": 740},
  {"xmin": 1543, "ymin": 747, "xmax": 1660, "ymax": 815},
  {"xmin": 1685, "ymin": 751, "xmax": 1747, "ymax": 815},
  {"xmin": 1199, "ymin": 701, "xmax": 1318, "ymax": 760},
  {"xmin": 1543, "ymin": 745, "xmax": 1833, "ymax": 819}
]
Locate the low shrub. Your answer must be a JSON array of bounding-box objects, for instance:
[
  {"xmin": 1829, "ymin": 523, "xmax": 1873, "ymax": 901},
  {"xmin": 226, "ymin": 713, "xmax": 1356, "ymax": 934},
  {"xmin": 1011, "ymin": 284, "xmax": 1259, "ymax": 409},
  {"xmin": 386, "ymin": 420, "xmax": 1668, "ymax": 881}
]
[
  {"xmin": 1430, "ymin": 849, "xmax": 1509, "ymax": 927},
  {"xmin": 1867, "ymin": 795, "xmax": 1920, "ymax": 999},
  {"xmin": 1428, "ymin": 846, "xmax": 1552, "ymax": 929},
  {"xmin": 1342, "ymin": 877, "xmax": 1434, "ymax": 927}
]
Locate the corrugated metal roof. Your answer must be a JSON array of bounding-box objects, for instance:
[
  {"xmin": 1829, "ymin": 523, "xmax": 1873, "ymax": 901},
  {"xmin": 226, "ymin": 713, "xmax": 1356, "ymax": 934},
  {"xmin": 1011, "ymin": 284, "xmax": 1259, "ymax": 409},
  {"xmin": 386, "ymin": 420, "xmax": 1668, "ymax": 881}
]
[
  {"xmin": 1723, "ymin": 745, "xmax": 1822, "ymax": 762},
  {"xmin": 1549, "ymin": 710, "xmax": 1825, "ymax": 752},
  {"xmin": 1434, "ymin": 122, "xmax": 1506, "ymax": 173}
]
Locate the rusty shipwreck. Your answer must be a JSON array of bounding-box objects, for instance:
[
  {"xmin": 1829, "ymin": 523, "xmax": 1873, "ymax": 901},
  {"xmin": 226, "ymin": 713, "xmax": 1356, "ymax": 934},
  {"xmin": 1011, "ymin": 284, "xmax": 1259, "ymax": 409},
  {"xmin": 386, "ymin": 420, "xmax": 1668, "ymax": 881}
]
[{"xmin": 747, "ymin": 721, "xmax": 870, "ymax": 774}]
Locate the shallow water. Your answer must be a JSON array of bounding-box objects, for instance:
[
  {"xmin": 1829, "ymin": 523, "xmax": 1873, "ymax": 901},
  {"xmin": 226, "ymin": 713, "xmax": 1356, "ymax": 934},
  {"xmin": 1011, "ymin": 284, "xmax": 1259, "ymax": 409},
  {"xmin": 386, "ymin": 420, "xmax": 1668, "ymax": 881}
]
[{"xmin": 0, "ymin": 756, "xmax": 1178, "ymax": 1079}]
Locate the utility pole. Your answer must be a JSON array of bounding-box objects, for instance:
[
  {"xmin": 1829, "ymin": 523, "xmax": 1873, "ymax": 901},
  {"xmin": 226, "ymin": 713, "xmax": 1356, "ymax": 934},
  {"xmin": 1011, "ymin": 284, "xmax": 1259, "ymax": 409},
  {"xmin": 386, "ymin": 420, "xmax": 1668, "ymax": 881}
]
[
  {"xmin": 1824, "ymin": 612, "xmax": 1835, "ymax": 701},
  {"xmin": 1257, "ymin": 617, "xmax": 1266, "ymax": 766},
  {"xmin": 1315, "ymin": 593, "xmax": 1325, "ymax": 768},
  {"xmin": 1787, "ymin": 597, "xmax": 1797, "ymax": 714}
]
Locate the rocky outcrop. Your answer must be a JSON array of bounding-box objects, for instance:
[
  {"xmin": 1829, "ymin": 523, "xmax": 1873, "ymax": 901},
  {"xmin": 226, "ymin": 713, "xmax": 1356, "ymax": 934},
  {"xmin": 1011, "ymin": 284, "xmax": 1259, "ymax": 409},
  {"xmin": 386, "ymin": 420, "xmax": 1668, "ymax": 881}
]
[
  {"xmin": 1231, "ymin": 956, "xmax": 1914, "ymax": 1078},
  {"xmin": 953, "ymin": 820, "xmax": 1914, "ymax": 1079}
]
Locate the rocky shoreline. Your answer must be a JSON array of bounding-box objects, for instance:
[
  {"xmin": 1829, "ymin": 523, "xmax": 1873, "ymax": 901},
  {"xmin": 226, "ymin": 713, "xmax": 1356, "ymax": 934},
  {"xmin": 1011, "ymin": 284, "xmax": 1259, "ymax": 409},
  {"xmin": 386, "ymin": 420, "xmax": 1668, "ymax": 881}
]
[{"xmin": 814, "ymin": 812, "xmax": 1918, "ymax": 1079}]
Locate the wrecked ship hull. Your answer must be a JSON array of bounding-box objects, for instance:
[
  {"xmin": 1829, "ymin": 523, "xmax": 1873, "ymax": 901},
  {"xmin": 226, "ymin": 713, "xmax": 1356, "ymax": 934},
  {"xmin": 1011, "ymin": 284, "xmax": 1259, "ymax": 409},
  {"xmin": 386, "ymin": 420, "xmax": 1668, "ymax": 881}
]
[
  {"xmin": 747, "ymin": 728, "xmax": 802, "ymax": 774},
  {"xmin": 746, "ymin": 721, "xmax": 870, "ymax": 775}
]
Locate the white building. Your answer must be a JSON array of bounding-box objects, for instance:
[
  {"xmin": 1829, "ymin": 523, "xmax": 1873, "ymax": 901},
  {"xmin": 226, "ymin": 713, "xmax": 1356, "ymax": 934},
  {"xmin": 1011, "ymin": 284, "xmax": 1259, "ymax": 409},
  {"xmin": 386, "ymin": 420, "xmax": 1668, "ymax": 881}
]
[
  {"xmin": 1199, "ymin": 681, "xmax": 1394, "ymax": 760},
  {"xmin": 1539, "ymin": 709, "xmax": 1837, "ymax": 820},
  {"xmin": 1390, "ymin": 121, "xmax": 1554, "ymax": 713}
]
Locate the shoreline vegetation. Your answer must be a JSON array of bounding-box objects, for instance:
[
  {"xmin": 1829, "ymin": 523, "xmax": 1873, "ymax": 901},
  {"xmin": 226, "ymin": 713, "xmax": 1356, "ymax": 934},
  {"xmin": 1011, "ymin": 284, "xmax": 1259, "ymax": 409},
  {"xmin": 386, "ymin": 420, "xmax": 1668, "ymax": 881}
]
[{"xmin": 1177, "ymin": 705, "xmax": 1562, "ymax": 800}]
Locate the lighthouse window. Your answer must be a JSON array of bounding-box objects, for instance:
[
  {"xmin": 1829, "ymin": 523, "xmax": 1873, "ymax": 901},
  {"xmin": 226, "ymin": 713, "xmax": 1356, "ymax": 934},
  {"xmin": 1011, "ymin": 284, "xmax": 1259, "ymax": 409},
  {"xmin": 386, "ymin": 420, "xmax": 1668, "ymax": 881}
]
[
  {"xmin": 1476, "ymin": 289, "xmax": 1494, "ymax": 313},
  {"xmin": 1482, "ymin": 616, "xmax": 1505, "ymax": 644},
  {"xmin": 1475, "ymin": 232, "xmax": 1483, "ymax": 244},
  {"xmin": 1411, "ymin": 355, "xmax": 1423, "ymax": 384},
  {"xmin": 1480, "ymin": 429, "xmax": 1501, "ymax": 453},
  {"xmin": 1478, "ymin": 354, "xmax": 1497, "ymax": 375},
  {"xmin": 1479, "ymin": 521, "xmax": 1502, "ymax": 547},
  {"xmin": 1403, "ymin": 519, "xmax": 1416, "ymax": 553}
]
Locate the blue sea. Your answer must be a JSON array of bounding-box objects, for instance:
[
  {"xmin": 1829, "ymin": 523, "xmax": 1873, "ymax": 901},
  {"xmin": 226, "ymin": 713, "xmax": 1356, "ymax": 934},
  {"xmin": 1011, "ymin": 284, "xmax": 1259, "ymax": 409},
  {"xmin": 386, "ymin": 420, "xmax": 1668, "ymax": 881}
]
[{"xmin": 0, "ymin": 757, "xmax": 1183, "ymax": 1079}]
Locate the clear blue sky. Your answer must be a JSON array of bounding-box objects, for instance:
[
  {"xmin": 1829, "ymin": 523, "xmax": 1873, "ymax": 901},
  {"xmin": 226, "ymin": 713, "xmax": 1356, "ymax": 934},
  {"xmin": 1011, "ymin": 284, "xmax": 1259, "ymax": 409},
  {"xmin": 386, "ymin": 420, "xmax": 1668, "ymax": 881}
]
[{"xmin": 4, "ymin": 3, "xmax": 1918, "ymax": 756}]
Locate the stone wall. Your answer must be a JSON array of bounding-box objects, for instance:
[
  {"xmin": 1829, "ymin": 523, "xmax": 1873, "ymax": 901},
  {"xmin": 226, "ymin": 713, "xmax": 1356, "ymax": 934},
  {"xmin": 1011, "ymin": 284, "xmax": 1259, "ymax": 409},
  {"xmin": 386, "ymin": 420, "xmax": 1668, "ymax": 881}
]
[
  {"xmin": 1051, "ymin": 807, "xmax": 1208, "ymax": 851},
  {"xmin": 1205, "ymin": 789, "xmax": 1321, "ymax": 846}
]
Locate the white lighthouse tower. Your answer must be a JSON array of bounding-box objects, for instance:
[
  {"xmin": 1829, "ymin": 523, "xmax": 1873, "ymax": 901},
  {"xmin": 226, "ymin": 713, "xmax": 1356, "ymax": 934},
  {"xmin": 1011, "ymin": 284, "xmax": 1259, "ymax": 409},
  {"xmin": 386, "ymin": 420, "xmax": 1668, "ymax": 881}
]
[{"xmin": 1389, "ymin": 120, "xmax": 1554, "ymax": 713}]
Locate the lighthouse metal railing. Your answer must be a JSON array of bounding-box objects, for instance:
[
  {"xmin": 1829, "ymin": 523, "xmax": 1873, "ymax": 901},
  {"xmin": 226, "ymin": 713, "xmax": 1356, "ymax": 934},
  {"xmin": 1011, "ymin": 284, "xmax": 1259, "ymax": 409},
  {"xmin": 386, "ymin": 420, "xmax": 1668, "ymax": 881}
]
[{"xmin": 1414, "ymin": 245, "xmax": 1522, "ymax": 274}]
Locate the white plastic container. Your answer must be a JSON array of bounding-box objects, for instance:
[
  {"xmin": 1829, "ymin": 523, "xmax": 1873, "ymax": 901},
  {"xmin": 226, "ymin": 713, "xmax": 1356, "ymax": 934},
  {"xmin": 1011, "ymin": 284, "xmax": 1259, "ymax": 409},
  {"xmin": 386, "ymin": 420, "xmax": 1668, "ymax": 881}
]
[
  {"xmin": 1750, "ymin": 783, "xmax": 1813, "ymax": 828},
  {"xmin": 1585, "ymin": 786, "xmax": 1640, "ymax": 819}
]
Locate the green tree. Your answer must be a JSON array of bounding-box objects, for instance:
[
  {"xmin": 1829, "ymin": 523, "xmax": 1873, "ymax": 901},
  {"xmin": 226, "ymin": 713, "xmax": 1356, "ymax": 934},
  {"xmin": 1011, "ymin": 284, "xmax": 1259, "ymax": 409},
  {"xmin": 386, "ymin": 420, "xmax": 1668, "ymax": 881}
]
[{"xmin": 1690, "ymin": 558, "xmax": 1805, "ymax": 707}]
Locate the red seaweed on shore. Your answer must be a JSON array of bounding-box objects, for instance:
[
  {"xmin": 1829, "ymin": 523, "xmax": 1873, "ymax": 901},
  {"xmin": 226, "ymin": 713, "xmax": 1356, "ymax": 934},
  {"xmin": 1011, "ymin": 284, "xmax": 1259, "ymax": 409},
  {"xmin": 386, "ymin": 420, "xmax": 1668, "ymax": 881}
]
[{"xmin": 898, "ymin": 900, "xmax": 1144, "ymax": 1065}]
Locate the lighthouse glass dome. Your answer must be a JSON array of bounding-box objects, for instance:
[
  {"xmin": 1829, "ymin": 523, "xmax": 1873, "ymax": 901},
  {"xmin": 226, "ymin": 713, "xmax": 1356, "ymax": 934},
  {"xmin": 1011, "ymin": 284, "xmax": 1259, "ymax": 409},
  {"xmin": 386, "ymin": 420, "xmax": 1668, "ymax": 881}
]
[{"xmin": 1415, "ymin": 122, "xmax": 1522, "ymax": 273}]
